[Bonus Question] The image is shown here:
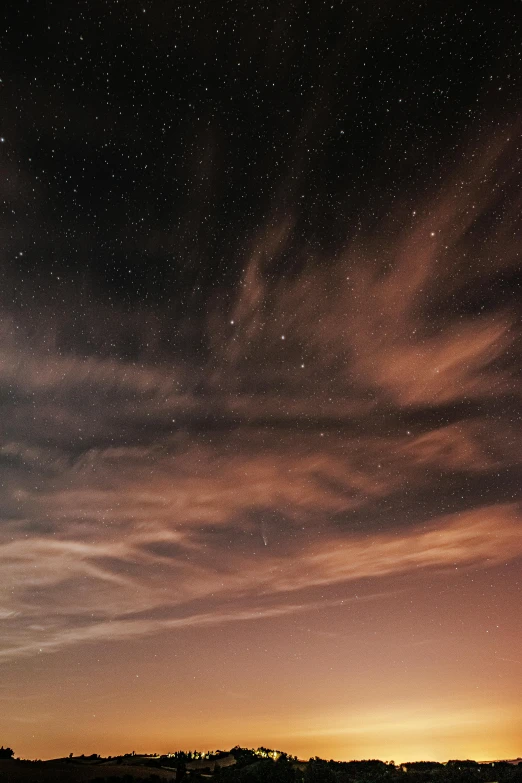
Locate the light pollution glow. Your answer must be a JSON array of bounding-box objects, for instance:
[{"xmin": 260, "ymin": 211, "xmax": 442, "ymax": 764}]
[{"xmin": 1, "ymin": 89, "xmax": 521, "ymax": 763}]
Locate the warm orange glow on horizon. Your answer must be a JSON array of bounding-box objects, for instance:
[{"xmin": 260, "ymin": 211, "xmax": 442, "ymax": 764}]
[{"xmin": 1, "ymin": 2, "xmax": 521, "ymax": 767}]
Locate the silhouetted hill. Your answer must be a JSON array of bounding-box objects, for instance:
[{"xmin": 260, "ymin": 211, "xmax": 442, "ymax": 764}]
[{"xmin": 1, "ymin": 746, "xmax": 522, "ymax": 783}]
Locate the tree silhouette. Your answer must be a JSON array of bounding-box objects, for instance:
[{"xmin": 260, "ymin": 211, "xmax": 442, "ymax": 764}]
[
  {"xmin": 176, "ymin": 756, "xmax": 187, "ymax": 782},
  {"xmin": 305, "ymin": 759, "xmax": 336, "ymax": 783}
]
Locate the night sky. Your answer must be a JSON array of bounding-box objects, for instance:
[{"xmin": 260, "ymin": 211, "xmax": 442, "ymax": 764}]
[{"xmin": 1, "ymin": 0, "xmax": 521, "ymax": 764}]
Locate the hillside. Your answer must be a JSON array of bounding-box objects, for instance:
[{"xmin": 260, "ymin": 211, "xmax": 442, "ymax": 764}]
[
  {"xmin": 0, "ymin": 758, "xmax": 176, "ymax": 782},
  {"xmin": 1, "ymin": 747, "xmax": 522, "ymax": 783}
]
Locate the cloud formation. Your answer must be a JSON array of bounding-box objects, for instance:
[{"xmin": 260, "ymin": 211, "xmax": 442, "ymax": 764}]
[{"xmin": 0, "ymin": 131, "xmax": 521, "ymax": 666}]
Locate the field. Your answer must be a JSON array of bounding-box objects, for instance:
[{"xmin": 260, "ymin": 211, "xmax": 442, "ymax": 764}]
[{"xmin": 0, "ymin": 759, "xmax": 176, "ymax": 782}]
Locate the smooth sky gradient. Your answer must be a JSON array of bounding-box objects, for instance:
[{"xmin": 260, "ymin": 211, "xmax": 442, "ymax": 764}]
[{"xmin": 1, "ymin": 0, "xmax": 521, "ymax": 764}]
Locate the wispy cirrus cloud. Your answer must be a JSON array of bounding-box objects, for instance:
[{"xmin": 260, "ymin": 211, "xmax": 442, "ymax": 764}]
[
  {"xmin": 1, "ymin": 498, "xmax": 520, "ymax": 661},
  {"xmin": 0, "ymin": 131, "xmax": 521, "ymax": 664}
]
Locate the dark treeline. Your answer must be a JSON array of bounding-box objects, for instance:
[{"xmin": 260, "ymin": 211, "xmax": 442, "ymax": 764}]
[
  {"xmin": 217, "ymin": 748, "xmax": 522, "ymax": 783},
  {"xmin": 2, "ymin": 745, "xmax": 522, "ymax": 783}
]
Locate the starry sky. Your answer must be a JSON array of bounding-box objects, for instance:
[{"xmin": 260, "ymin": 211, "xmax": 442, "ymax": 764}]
[{"xmin": 1, "ymin": 0, "xmax": 521, "ymax": 765}]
